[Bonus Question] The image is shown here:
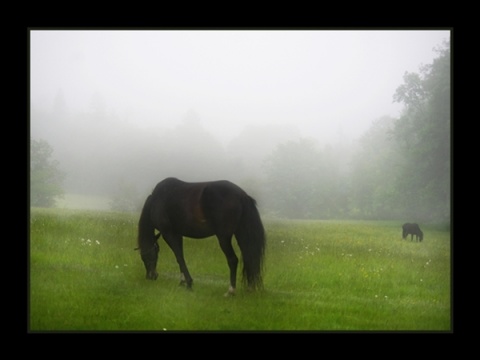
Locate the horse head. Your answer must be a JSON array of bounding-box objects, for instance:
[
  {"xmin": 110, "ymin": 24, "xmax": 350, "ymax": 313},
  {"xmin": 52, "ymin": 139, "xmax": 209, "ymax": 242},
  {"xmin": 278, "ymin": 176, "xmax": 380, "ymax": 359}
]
[{"xmin": 140, "ymin": 240, "xmax": 159, "ymax": 280}]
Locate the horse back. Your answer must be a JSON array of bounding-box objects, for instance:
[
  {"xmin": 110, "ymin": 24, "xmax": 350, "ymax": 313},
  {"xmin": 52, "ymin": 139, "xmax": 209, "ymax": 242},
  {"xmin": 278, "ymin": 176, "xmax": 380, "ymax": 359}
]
[
  {"xmin": 150, "ymin": 178, "xmax": 245, "ymax": 238},
  {"xmin": 150, "ymin": 178, "xmax": 207, "ymax": 235},
  {"xmin": 202, "ymin": 180, "xmax": 245, "ymax": 233}
]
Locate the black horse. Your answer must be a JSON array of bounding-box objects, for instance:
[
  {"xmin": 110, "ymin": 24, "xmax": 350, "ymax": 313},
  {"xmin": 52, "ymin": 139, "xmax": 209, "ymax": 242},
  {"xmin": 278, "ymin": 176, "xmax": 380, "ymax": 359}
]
[
  {"xmin": 136, "ymin": 177, "xmax": 266, "ymax": 296},
  {"xmin": 402, "ymin": 223, "xmax": 423, "ymax": 242}
]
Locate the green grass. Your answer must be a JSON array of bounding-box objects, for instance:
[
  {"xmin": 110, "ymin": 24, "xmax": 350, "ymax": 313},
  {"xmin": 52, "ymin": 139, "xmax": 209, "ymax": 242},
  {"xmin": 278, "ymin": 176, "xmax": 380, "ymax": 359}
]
[{"xmin": 29, "ymin": 209, "xmax": 451, "ymax": 331}]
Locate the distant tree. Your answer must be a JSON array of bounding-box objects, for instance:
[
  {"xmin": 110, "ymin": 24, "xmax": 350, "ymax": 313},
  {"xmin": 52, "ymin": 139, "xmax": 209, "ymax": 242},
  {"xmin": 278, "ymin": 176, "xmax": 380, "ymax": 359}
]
[
  {"xmin": 348, "ymin": 41, "xmax": 450, "ymax": 222},
  {"xmin": 227, "ymin": 124, "xmax": 301, "ymax": 178},
  {"xmin": 349, "ymin": 116, "xmax": 402, "ymax": 219},
  {"xmin": 264, "ymin": 138, "xmax": 343, "ymax": 219},
  {"xmin": 109, "ymin": 180, "xmax": 142, "ymax": 213},
  {"xmin": 30, "ymin": 139, "xmax": 66, "ymax": 207},
  {"xmin": 392, "ymin": 40, "xmax": 450, "ymax": 222}
]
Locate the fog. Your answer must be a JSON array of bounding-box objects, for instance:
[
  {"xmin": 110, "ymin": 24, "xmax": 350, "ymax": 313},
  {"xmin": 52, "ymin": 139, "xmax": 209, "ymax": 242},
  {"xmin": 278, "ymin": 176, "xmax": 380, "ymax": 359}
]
[{"xmin": 30, "ymin": 29, "xmax": 450, "ymax": 217}]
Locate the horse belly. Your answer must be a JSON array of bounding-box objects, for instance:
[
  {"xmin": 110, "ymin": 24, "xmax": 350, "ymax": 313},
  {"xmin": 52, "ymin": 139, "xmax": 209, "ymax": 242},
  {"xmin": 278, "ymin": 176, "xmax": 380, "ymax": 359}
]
[
  {"xmin": 183, "ymin": 220, "xmax": 215, "ymax": 239},
  {"xmin": 182, "ymin": 205, "xmax": 213, "ymax": 238}
]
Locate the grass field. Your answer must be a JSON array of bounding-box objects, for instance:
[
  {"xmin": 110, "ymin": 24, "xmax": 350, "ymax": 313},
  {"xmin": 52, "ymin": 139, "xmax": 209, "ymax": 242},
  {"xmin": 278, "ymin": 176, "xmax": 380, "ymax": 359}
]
[{"xmin": 29, "ymin": 208, "xmax": 451, "ymax": 331}]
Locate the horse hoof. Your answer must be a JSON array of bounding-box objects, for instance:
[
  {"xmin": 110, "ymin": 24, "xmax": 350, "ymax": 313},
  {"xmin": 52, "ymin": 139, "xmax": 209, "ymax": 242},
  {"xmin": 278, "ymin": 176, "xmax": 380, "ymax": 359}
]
[
  {"xmin": 224, "ymin": 286, "xmax": 236, "ymax": 297},
  {"xmin": 146, "ymin": 272, "xmax": 158, "ymax": 280},
  {"xmin": 179, "ymin": 280, "xmax": 193, "ymax": 290}
]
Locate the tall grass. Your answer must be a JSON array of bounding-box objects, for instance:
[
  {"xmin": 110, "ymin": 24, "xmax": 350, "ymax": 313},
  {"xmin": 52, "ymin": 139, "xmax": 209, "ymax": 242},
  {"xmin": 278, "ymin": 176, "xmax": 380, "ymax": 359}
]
[{"xmin": 29, "ymin": 209, "xmax": 451, "ymax": 331}]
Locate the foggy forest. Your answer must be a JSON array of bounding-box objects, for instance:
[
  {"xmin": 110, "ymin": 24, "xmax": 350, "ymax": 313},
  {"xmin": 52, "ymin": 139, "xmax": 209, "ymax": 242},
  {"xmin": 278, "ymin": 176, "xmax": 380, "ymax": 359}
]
[{"xmin": 30, "ymin": 32, "xmax": 451, "ymax": 223}]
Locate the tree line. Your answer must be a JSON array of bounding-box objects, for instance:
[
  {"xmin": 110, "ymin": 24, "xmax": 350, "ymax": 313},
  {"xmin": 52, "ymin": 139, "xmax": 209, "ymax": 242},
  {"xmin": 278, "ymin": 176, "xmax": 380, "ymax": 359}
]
[
  {"xmin": 263, "ymin": 41, "xmax": 450, "ymax": 222},
  {"xmin": 30, "ymin": 41, "xmax": 450, "ymax": 223}
]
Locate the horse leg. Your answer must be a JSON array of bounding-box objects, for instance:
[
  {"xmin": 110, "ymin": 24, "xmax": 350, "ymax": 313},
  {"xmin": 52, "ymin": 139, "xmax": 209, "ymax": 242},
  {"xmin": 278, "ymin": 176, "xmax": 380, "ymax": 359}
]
[
  {"xmin": 217, "ymin": 235, "xmax": 238, "ymax": 297},
  {"xmin": 163, "ymin": 233, "xmax": 193, "ymax": 289}
]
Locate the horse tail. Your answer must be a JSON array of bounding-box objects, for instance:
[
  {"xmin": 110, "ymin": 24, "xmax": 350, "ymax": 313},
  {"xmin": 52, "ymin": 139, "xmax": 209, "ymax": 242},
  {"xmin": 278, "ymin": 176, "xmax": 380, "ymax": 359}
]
[
  {"xmin": 137, "ymin": 194, "xmax": 155, "ymax": 251},
  {"xmin": 235, "ymin": 195, "xmax": 266, "ymax": 290},
  {"xmin": 402, "ymin": 223, "xmax": 408, "ymax": 239}
]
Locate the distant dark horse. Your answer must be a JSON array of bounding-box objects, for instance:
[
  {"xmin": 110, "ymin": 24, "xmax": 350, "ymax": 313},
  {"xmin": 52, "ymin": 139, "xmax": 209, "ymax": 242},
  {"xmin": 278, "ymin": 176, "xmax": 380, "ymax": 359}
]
[
  {"xmin": 402, "ymin": 223, "xmax": 423, "ymax": 242},
  {"xmin": 136, "ymin": 177, "xmax": 266, "ymax": 296}
]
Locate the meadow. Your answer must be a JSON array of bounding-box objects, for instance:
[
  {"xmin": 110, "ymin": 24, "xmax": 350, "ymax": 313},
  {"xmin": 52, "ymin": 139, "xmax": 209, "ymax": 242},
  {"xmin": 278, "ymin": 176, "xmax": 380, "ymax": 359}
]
[{"xmin": 29, "ymin": 208, "xmax": 451, "ymax": 332}]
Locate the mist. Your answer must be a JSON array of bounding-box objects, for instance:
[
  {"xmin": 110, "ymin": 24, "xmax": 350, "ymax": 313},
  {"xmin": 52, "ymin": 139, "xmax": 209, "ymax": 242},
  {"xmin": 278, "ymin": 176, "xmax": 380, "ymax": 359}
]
[{"xmin": 30, "ymin": 30, "xmax": 450, "ymax": 221}]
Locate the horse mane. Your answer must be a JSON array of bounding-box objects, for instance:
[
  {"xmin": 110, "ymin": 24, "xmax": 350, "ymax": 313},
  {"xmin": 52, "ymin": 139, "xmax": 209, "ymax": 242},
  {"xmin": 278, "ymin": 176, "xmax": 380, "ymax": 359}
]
[{"xmin": 137, "ymin": 194, "xmax": 155, "ymax": 251}]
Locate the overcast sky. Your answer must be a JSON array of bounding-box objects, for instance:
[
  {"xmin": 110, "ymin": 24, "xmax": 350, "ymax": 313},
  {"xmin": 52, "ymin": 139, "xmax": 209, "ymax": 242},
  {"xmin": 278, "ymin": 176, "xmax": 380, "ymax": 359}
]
[{"xmin": 30, "ymin": 29, "xmax": 450, "ymax": 144}]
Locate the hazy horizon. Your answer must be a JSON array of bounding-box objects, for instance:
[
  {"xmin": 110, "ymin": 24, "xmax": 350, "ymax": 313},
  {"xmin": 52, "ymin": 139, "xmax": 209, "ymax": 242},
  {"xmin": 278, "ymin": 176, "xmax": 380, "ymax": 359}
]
[
  {"xmin": 31, "ymin": 30, "xmax": 449, "ymax": 145},
  {"xmin": 30, "ymin": 29, "xmax": 451, "ymax": 212}
]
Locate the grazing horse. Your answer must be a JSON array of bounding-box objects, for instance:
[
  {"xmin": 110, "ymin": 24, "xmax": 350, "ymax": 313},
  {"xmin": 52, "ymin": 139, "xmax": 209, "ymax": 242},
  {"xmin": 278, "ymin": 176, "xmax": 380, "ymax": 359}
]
[
  {"xmin": 402, "ymin": 223, "xmax": 424, "ymax": 242},
  {"xmin": 136, "ymin": 177, "xmax": 266, "ymax": 296}
]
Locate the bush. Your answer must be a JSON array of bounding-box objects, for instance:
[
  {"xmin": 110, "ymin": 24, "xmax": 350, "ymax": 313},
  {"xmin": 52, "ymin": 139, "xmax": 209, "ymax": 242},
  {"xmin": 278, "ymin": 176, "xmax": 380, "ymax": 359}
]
[{"xmin": 30, "ymin": 139, "xmax": 65, "ymax": 207}]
